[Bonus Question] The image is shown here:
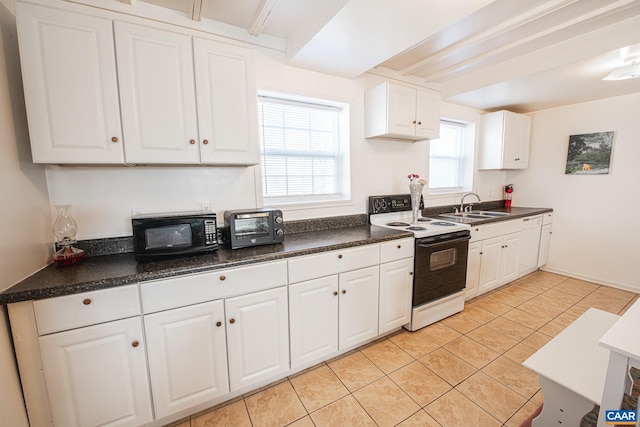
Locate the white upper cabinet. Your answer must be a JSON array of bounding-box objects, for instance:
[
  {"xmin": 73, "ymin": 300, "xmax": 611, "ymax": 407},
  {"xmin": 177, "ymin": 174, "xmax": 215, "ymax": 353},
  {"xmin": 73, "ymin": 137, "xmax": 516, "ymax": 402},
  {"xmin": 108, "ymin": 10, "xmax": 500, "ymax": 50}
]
[
  {"xmin": 365, "ymin": 81, "xmax": 440, "ymax": 141},
  {"xmin": 16, "ymin": 3, "xmax": 125, "ymax": 164},
  {"xmin": 194, "ymin": 38, "xmax": 259, "ymax": 165},
  {"xmin": 478, "ymin": 110, "xmax": 531, "ymax": 170},
  {"xmin": 17, "ymin": 5, "xmax": 260, "ymax": 165},
  {"xmin": 115, "ymin": 22, "xmax": 200, "ymax": 164}
]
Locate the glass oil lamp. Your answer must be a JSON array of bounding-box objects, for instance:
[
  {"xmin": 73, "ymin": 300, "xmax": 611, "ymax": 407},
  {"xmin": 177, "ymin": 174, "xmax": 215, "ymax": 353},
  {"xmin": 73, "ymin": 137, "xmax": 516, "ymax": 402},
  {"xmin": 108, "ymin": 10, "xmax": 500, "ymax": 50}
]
[{"xmin": 52, "ymin": 205, "xmax": 85, "ymax": 265}]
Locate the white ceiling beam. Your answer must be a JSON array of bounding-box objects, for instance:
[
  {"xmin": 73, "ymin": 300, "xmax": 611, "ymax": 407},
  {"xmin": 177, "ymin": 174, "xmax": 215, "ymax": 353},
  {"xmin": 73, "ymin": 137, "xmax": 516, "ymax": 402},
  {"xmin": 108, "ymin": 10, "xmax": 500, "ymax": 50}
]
[
  {"xmin": 248, "ymin": 0, "xmax": 280, "ymax": 36},
  {"xmin": 192, "ymin": 0, "xmax": 203, "ymax": 21}
]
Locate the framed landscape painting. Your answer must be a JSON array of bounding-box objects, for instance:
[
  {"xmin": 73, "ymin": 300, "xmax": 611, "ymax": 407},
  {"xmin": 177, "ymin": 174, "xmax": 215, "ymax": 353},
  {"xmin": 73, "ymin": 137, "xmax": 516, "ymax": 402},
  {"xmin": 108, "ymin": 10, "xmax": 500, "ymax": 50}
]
[{"xmin": 565, "ymin": 131, "xmax": 614, "ymax": 175}]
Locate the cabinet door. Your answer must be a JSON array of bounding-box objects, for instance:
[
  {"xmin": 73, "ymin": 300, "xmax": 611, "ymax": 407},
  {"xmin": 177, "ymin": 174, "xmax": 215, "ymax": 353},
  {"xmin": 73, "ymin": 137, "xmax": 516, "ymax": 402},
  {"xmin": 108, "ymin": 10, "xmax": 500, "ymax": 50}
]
[
  {"xmin": 538, "ymin": 224, "xmax": 552, "ymax": 267},
  {"xmin": 503, "ymin": 112, "xmax": 531, "ymax": 169},
  {"xmin": 193, "ymin": 38, "xmax": 259, "ymax": 165},
  {"xmin": 39, "ymin": 317, "xmax": 152, "ymax": 427},
  {"xmin": 144, "ymin": 300, "xmax": 229, "ymax": 419},
  {"xmin": 339, "ymin": 266, "xmax": 380, "ymax": 349},
  {"xmin": 478, "ymin": 236, "xmax": 503, "ymax": 293},
  {"xmin": 289, "ymin": 276, "xmax": 339, "ymax": 369},
  {"xmin": 378, "ymin": 258, "xmax": 413, "ymax": 334},
  {"xmin": 465, "ymin": 241, "xmax": 482, "ymax": 299},
  {"xmin": 115, "ymin": 22, "xmax": 199, "ymax": 164},
  {"xmin": 16, "ymin": 4, "xmax": 124, "ymax": 164},
  {"xmin": 415, "ymin": 90, "xmax": 440, "ymax": 139},
  {"xmin": 387, "ymin": 83, "xmax": 417, "ymax": 136},
  {"xmin": 501, "ymin": 232, "xmax": 522, "ymax": 283},
  {"xmin": 225, "ymin": 287, "xmax": 289, "ymax": 391}
]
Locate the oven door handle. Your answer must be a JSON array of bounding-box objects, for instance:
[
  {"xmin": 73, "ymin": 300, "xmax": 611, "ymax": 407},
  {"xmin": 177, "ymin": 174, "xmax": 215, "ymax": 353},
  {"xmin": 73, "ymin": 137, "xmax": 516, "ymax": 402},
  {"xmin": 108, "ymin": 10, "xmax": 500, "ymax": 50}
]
[{"xmin": 416, "ymin": 236, "xmax": 470, "ymax": 248}]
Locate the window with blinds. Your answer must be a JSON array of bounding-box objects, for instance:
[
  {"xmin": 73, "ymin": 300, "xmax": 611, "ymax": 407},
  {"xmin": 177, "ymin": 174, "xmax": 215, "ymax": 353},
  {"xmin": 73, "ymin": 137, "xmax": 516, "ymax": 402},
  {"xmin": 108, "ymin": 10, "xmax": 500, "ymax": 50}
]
[
  {"xmin": 258, "ymin": 95, "xmax": 347, "ymax": 204},
  {"xmin": 429, "ymin": 120, "xmax": 469, "ymax": 191}
]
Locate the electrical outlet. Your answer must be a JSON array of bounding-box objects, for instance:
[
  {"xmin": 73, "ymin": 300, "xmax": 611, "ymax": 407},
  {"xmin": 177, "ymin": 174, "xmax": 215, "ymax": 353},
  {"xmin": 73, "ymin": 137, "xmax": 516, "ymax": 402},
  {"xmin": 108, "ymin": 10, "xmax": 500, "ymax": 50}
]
[
  {"xmin": 487, "ymin": 189, "xmax": 493, "ymax": 198},
  {"xmin": 131, "ymin": 207, "xmax": 144, "ymax": 216},
  {"xmin": 201, "ymin": 203, "xmax": 213, "ymax": 212}
]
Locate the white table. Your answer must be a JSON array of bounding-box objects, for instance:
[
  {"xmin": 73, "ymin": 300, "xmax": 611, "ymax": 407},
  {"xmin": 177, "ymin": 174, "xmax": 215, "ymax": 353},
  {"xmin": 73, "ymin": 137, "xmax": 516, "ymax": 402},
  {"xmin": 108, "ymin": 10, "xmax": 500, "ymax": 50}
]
[
  {"xmin": 523, "ymin": 308, "xmax": 620, "ymax": 427},
  {"xmin": 598, "ymin": 298, "xmax": 640, "ymax": 427}
]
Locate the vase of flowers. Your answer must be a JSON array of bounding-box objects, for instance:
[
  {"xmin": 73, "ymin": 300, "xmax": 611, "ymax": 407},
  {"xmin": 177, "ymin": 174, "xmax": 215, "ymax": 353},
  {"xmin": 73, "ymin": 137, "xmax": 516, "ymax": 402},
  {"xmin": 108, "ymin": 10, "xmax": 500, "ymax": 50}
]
[{"xmin": 408, "ymin": 174, "xmax": 427, "ymax": 223}]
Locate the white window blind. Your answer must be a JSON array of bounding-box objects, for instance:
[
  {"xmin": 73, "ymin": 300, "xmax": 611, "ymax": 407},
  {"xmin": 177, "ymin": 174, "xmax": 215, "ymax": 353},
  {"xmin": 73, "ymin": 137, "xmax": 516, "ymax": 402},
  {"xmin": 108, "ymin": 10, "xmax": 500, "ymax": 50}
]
[
  {"xmin": 258, "ymin": 95, "xmax": 342, "ymax": 202},
  {"xmin": 429, "ymin": 120, "xmax": 466, "ymax": 191}
]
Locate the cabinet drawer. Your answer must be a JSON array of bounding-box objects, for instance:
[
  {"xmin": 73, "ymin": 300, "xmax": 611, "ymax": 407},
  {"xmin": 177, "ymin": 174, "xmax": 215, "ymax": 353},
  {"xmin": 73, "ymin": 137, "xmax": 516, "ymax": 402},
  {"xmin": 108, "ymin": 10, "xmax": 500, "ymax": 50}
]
[
  {"xmin": 483, "ymin": 219, "xmax": 523, "ymax": 239},
  {"xmin": 380, "ymin": 238, "xmax": 414, "ymax": 263},
  {"xmin": 543, "ymin": 212, "xmax": 553, "ymax": 225},
  {"xmin": 469, "ymin": 225, "xmax": 484, "ymax": 243},
  {"xmin": 34, "ymin": 285, "xmax": 140, "ymax": 335},
  {"xmin": 288, "ymin": 244, "xmax": 380, "ymax": 284},
  {"xmin": 141, "ymin": 260, "xmax": 287, "ymax": 313},
  {"xmin": 522, "ymin": 215, "xmax": 542, "ymax": 229}
]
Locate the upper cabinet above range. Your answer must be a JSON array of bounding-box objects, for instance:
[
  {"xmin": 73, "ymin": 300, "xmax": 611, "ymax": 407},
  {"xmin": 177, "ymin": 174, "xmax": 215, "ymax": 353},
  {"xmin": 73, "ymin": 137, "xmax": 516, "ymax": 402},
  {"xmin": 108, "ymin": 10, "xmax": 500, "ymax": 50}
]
[
  {"xmin": 16, "ymin": 3, "xmax": 259, "ymax": 166},
  {"xmin": 365, "ymin": 81, "xmax": 441, "ymax": 141},
  {"xmin": 478, "ymin": 110, "xmax": 532, "ymax": 170}
]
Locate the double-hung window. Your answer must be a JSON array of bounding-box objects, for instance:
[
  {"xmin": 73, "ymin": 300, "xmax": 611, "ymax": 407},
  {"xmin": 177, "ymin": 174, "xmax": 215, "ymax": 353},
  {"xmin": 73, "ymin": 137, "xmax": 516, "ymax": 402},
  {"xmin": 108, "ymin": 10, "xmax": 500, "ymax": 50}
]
[
  {"xmin": 257, "ymin": 94, "xmax": 349, "ymax": 205},
  {"xmin": 429, "ymin": 120, "xmax": 473, "ymax": 193}
]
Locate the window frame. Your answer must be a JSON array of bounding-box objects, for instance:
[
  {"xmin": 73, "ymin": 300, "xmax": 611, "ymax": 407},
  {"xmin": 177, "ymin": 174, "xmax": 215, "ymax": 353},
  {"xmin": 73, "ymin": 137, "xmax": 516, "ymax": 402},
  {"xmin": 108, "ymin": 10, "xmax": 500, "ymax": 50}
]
[
  {"xmin": 256, "ymin": 92, "xmax": 351, "ymax": 208},
  {"xmin": 428, "ymin": 119, "xmax": 475, "ymax": 196}
]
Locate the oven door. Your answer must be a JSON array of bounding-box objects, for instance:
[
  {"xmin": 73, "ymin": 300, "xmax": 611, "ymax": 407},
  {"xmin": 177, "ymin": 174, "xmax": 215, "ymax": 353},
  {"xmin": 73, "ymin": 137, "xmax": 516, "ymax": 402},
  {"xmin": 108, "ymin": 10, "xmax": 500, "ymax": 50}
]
[{"xmin": 413, "ymin": 235, "xmax": 470, "ymax": 307}]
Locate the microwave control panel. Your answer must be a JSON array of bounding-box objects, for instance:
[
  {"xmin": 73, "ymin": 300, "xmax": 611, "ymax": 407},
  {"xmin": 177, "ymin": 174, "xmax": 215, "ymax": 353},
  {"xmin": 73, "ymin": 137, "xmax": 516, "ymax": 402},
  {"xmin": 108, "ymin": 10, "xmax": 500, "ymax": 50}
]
[{"xmin": 204, "ymin": 219, "xmax": 217, "ymax": 246}]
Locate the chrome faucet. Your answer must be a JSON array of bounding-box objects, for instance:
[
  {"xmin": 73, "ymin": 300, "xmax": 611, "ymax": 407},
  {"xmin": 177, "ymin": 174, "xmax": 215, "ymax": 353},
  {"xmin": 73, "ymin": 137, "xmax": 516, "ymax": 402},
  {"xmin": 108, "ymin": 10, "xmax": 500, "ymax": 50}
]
[{"xmin": 460, "ymin": 192, "xmax": 481, "ymax": 212}]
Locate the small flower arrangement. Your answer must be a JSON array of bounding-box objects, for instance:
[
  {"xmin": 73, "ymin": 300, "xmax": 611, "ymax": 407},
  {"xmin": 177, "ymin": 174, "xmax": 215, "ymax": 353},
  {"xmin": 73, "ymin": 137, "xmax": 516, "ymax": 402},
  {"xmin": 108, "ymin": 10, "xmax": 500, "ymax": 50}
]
[{"xmin": 408, "ymin": 173, "xmax": 427, "ymax": 186}]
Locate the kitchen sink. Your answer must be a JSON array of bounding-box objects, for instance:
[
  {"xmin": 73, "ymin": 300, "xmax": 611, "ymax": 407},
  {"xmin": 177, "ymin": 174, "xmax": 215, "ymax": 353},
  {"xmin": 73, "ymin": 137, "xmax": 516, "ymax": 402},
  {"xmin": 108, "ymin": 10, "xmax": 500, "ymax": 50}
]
[{"xmin": 439, "ymin": 210, "xmax": 511, "ymax": 219}]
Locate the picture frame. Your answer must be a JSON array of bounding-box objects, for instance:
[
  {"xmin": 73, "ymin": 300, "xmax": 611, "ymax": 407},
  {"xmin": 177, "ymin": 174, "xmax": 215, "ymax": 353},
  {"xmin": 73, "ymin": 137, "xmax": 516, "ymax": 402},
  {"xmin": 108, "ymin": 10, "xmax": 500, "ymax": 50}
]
[{"xmin": 565, "ymin": 131, "xmax": 615, "ymax": 175}]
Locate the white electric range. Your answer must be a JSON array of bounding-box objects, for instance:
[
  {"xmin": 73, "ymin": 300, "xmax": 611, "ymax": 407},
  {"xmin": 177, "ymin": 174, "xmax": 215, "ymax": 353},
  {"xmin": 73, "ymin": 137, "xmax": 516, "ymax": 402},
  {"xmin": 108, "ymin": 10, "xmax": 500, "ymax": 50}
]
[{"xmin": 369, "ymin": 194, "xmax": 471, "ymax": 331}]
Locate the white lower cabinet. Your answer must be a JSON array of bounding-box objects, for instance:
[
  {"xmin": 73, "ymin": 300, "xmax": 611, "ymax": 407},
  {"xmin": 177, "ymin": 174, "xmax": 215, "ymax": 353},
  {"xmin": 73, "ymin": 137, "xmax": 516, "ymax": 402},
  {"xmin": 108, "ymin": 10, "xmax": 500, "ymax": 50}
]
[
  {"xmin": 338, "ymin": 266, "xmax": 380, "ymax": 349},
  {"xmin": 478, "ymin": 233, "xmax": 521, "ymax": 294},
  {"xmin": 538, "ymin": 212, "xmax": 553, "ymax": 267},
  {"xmin": 144, "ymin": 300, "xmax": 229, "ymax": 419},
  {"xmin": 289, "ymin": 276, "xmax": 339, "ymax": 369},
  {"xmin": 39, "ymin": 317, "xmax": 153, "ymax": 427},
  {"xmin": 378, "ymin": 258, "xmax": 413, "ymax": 334},
  {"xmin": 465, "ymin": 241, "xmax": 482, "ymax": 299},
  {"xmin": 289, "ymin": 266, "xmax": 380, "ymax": 369},
  {"xmin": 225, "ymin": 286, "xmax": 289, "ymax": 391}
]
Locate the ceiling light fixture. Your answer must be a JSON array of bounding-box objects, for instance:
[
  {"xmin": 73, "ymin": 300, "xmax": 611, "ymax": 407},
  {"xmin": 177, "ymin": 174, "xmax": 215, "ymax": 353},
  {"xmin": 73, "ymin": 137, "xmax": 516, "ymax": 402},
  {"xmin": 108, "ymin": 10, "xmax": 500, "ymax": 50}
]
[{"xmin": 603, "ymin": 56, "xmax": 640, "ymax": 81}]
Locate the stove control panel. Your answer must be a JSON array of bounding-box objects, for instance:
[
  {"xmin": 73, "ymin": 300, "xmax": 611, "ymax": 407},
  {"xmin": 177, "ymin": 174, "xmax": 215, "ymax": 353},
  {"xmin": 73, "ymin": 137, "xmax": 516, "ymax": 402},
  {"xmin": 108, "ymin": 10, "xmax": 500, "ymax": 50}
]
[{"xmin": 369, "ymin": 194, "xmax": 424, "ymax": 214}]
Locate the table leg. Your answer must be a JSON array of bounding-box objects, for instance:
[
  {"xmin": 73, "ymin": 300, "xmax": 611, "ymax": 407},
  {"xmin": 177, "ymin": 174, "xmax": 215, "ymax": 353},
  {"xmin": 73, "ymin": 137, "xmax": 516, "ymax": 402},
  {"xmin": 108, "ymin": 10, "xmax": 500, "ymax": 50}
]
[
  {"xmin": 533, "ymin": 376, "xmax": 595, "ymax": 427},
  {"xmin": 597, "ymin": 352, "xmax": 628, "ymax": 427}
]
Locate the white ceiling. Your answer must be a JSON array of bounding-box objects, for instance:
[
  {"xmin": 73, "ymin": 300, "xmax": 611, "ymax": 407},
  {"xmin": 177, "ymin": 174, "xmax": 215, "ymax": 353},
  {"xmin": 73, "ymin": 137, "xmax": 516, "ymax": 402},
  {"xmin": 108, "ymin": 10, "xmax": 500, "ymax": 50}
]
[{"xmin": 131, "ymin": 0, "xmax": 640, "ymax": 112}]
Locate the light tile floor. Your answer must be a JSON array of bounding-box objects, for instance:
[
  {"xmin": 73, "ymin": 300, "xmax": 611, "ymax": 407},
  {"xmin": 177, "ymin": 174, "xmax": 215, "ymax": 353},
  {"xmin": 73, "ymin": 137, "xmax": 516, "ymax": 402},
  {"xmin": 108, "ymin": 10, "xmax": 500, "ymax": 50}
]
[{"xmin": 168, "ymin": 271, "xmax": 639, "ymax": 427}]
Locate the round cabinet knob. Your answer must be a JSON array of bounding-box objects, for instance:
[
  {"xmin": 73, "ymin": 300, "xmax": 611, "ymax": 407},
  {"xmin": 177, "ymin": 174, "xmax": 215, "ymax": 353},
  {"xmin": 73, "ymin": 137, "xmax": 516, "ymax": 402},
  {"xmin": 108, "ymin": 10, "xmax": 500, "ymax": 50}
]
[
  {"xmin": 412, "ymin": 120, "xmax": 417, "ymax": 124},
  {"xmin": 276, "ymin": 229, "xmax": 284, "ymax": 236},
  {"xmin": 229, "ymin": 318, "xmax": 236, "ymax": 324},
  {"xmin": 189, "ymin": 139, "xmax": 196, "ymax": 145},
  {"xmin": 397, "ymin": 245, "xmax": 401, "ymax": 249},
  {"xmin": 216, "ymin": 321, "xmax": 222, "ymax": 327},
  {"xmin": 417, "ymin": 121, "xmax": 422, "ymax": 125},
  {"xmin": 409, "ymin": 272, "xmax": 413, "ymax": 275},
  {"xmin": 338, "ymin": 254, "xmax": 343, "ymax": 259},
  {"xmin": 341, "ymin": 289, "xmax": 347, "ymax": 294},
  {"xmin": 274, "ymin": 216, "xmax": 283, "ymax": 224},
  {"xmin": 82, "ymin": 298, "xmax": 92, "ymax": 305},
  {"xmin": 333, "ymin": 291, "xmax": 338, "ymax": 296},
  {"xmin": 219, "ymin": 275, "xmax": 226, "ymax": 281},
  {"xmin": 131, "ymin": 341, "xmax": 140, "ymax": 348},
  {"xmin": 202, "ymin": 139, "xmax": 209, "ymax": 145},
  {"xmin": 111, "ymin": 136, "xmax": 119, "ymax": 143}
]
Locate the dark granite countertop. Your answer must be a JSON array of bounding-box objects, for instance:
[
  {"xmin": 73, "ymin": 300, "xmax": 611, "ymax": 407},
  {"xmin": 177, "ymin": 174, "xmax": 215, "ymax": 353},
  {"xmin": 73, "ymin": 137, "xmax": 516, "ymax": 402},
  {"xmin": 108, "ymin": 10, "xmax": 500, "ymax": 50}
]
[
  {"xmin": 431, "ymin": 206, "xmax": 553, "ymax": 226},
  {"xmin": 0, "ymin": 225, "xmax": 413, "ymax": 305}
]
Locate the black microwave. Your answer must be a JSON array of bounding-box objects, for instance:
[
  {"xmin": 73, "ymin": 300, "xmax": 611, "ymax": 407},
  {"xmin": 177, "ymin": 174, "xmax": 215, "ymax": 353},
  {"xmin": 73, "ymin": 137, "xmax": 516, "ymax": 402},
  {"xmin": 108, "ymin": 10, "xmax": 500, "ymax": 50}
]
[
  {"xmin": 132, "ymin": 212, "xmax": 219, "ymax": 261},
  {"xmin": 222, "ymin": 208, "xmax": 284, "ymax": 249}
]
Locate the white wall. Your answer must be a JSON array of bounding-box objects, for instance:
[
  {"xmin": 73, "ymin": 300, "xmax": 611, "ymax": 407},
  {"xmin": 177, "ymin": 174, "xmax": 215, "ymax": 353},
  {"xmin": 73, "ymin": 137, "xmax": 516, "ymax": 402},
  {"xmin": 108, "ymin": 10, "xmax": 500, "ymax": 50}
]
[
  {"xmin": 508, "ymin": 92, "xmax": 640, "ymax": 292},
  {"xmin": 46, "ymin": 48, "xmax": 495, "ymax": 238},
  {"xmin": 0, "ymin": 0, "xmax": 51, "ymax": 425}
]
